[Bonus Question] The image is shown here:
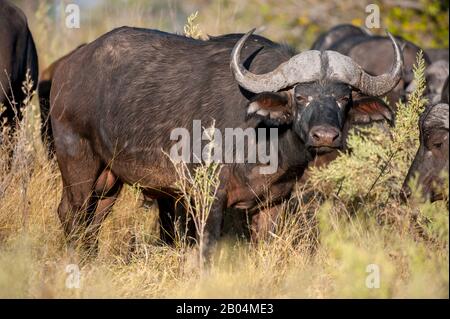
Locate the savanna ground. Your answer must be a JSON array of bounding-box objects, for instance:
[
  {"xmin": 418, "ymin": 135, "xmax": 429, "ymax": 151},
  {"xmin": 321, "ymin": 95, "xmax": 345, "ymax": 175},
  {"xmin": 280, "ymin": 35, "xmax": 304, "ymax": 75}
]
[{"xmin": 0, "ymin": 0, "xmax": 448, "ymax": 298}]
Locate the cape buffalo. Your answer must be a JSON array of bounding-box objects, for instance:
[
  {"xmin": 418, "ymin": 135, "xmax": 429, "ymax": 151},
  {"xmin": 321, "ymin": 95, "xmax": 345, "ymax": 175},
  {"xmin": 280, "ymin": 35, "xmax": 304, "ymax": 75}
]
[
  {"xmin": 426, "ymin": 60, "xmax": 449, "ymax": 104},
  {"xmin": 311, "ymin": 24, "xmax": 370, "ymax": 52},
  {"xmin": 50, "ymin": 27, "xmax": 402, "ymax": 259},
  {"xmin": 312, "ymin": 24, "xmax": 429, "ymax": 106},
  {"xmin": 251, "ymin": 103, "xmax": 395, "ymax": 241},
  {"xmin": 38, "ymin": 44, "xmax": 86, "ymax": 155},
  {"xmin": 425, "ymin": 48, "xmax": 449, "ymax": 63},
  {"xmin": 402, "ymin": 103, "xmax": 449, "ymax": 202},
  {"xmin": 0, "ymin": 0, "xmax": 38, "ymax": 128},
  {"xmin": 402, "ymin": 78, "xmax": 449, "ymax": 202},
  {"xmin": 406, "ymin": 60, "xmax": 449, "ymax": 104}
]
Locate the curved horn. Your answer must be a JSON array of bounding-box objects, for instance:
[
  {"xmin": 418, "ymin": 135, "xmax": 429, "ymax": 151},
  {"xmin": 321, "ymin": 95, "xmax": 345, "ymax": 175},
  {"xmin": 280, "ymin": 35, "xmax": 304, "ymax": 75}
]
[
  {"xmin": 231, "ymin": 30, "xmax": 403, "ymax": 96},
  {"xmin": 230, "ymin": 29, "xmax": 322, "ymax": 93},
  {"xmin": 324, "ymin": 31, "xmax": 403, "ymax": 96}
]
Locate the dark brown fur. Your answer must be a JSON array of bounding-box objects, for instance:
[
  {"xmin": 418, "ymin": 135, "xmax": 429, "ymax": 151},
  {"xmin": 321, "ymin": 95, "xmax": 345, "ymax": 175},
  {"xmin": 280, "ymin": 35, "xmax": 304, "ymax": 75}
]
[
  {"xmin": 0, "ymin": 0, "xmax": 38, "ymax": 129},
  {"xmin": 38, "ymin": 44, "xmax": 86, "ymax": 155}
]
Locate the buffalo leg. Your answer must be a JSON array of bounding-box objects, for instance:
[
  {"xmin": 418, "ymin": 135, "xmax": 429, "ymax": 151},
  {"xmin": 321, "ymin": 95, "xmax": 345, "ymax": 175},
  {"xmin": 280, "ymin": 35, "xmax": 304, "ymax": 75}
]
[
  {"xmin": 250, "ymin": 205, "xmax": 280, "ymax": 243},
  {"xmin": 157, "ymin": 196, "xmax": 196, "ymax": 246},
  {"xmin": 201, "ymin": 188, "xmax": 227, "ymax": 264},
  {"xmin": 54, "ymin": 130, "xmax": 103, "ymax": 252},
  {"xmin": 251, "ymin": 200, "xmax": 319, "ymax": 253},
  {"xmin": 84, "ymin": 169, "xmax": 123, "ymax": 255},
  {"xmin": 157, "ymin": 196, "xmax": 177, "ymax": 245}
]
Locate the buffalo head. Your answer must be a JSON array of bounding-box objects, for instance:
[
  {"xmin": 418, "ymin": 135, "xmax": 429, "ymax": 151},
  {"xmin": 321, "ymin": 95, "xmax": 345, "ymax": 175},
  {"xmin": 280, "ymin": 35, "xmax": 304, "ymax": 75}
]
[
  {"xmin": 402, "ymin": 103, "xmax": 449, "ymax": 202},
  {"xmin": 230, "ymin": 29, "xmax": 402, "ymax": 155}
]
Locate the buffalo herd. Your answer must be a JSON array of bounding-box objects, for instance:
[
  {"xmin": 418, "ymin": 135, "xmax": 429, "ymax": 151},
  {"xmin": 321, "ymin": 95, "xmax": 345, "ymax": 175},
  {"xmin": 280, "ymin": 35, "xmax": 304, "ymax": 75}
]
[{"xmin": 1, "ymin": 0, "xmax": 448, "ymax": 260}]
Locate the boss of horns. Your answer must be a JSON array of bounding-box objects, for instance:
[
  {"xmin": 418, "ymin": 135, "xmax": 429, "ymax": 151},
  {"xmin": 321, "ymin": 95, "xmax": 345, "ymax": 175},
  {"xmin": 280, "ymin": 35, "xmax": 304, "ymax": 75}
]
[{"xmin": 230, "ymin": 29, "xmax": 404, "ymax": 97}]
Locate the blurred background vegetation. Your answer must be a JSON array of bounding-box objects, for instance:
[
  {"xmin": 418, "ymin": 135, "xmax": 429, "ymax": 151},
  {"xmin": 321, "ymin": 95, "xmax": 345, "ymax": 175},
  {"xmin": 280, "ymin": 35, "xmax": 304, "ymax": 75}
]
[{"xmin": 12, "ymin": 0, "xmax": 449, "ymax": 70}]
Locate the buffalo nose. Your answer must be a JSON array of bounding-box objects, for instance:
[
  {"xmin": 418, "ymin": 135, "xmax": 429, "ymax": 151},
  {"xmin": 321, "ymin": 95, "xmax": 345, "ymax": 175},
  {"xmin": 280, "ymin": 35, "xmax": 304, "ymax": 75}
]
[{"xmin": 309, "ymin": 126, "xmax": 341, "ymax": 147}]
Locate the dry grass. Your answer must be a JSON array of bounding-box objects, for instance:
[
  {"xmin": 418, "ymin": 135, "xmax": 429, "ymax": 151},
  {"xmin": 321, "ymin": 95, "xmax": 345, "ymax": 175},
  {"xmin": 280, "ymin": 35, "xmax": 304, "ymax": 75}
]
[
  {"xmin": 0, "ymin": 145, "xmax": 447, "ymax": 298},
  {"xmin": 0, "ymin": 1, "xmax": 447, "ymax": 298},
  {"xmin": 0, "ymin": 127, "xmax": 448, "ymax": 298}
]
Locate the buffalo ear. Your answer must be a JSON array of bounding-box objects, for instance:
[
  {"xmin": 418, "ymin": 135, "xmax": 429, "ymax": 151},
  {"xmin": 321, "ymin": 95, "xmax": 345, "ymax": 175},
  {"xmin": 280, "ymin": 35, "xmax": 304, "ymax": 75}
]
[
  {"xmin": 247, "ymin": 91, "xmax": 294, "ymax": 125},
  {"xmin": 348, "ymin": 92, "xmax": 395, "ymax": 126}
]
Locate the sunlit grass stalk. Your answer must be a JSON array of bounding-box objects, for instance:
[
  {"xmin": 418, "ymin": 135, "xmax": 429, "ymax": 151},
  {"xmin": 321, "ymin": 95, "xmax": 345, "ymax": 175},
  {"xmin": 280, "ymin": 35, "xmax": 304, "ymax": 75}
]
[{"xmin": 170, "ymin": 121, "xmax": 222, "ymax": 271}]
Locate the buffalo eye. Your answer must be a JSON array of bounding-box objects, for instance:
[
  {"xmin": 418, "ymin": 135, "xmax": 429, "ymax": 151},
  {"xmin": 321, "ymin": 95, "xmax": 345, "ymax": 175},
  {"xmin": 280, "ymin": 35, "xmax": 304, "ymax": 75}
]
[
  {"xmin": 295, "ymin": 94, "xmax": 310, "ymax": 105},
  {"xmin": 433, "ymin": 142, "xmax": 443, "ymax": 149},
  {"xmin": 336, "ymin": 96, "xmax": 349, "ymax": 108},
  {"xmin": 425, "ymin": 130, "xmax": 447, "ymax": 151}
]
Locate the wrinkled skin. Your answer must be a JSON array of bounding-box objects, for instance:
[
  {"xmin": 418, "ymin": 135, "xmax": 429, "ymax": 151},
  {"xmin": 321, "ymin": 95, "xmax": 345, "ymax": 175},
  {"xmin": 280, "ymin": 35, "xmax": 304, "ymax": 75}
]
[
  {"xmin": 402, "ymin": 102, "xmax": 449, "ymax": 202},
  {"xmin": 0, "ymin": 0, "xmax": 38, "ymax": 129},
  {"xmin": 38, "ymin": 44, "xmax": 86, "ymax": 155},
  {"xmin": 51, "ymin": 27, "xmax": 397, "ymax": 260}
]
